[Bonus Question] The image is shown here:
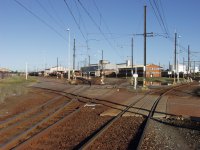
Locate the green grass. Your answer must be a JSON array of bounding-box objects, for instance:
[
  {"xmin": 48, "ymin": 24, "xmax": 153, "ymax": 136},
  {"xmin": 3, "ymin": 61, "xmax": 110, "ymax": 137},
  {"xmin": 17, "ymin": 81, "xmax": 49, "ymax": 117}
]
[
  {"xmin": 0, "ymin": 76, "xmax": 37, "ymax": 84},
  {"xmin": 0, "ymin": 76, "xmax": 38, "ymax": 103}
]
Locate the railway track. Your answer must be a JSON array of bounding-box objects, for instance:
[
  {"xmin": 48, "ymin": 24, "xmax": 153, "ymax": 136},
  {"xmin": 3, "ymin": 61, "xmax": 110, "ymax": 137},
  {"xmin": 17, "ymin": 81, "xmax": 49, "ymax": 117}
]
[
  {"xmin": 0, "ymin": 81, "xmax": 195, "ymax": 149},
  {"xmin": 75, "ymin": 83, "xmax": 191, "ymax": 150},
  {"xmin": 0, "ymin": 87, "xmax": 84, "ymax": 150},
  {"xmin": 0, "ymin": 83, "xmax": 117, "ymax": 149}
]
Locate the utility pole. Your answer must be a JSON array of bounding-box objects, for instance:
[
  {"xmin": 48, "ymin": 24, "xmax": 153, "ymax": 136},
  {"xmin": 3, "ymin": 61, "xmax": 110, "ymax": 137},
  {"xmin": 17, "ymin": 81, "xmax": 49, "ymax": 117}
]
[
  {"xmin": 88, "ymin": 55, "xmax": 90, "ymax": 66},
  {"xmin": 183, "ymin": 57, "xmax": 185, "ymax": 78},
  {"xmin": 67, "ymin": 29, "xmax": 70, "ymax": 80},
  {"xmin": 57, "ymin": 57, "xmax": 58, "ymax": 78},
  {"xmin": 131, "ymin": 37, "xmax": 134, "ymax": 86},
  {"xmin": 101, "ymin": 50, "xmax": 104, "ymax": 84},
  {"xmin": 194, "ymin": 61, "xmax": 196, "ymax": 78},
  {"xmin": 101, "ymin": 50, "xmax": 104, "ymax": 77},
  {"xmin": 174, "ymin": 32, "xmax": 177, "ymax": 84},
  {"xmin": 188, "ymin": 45, "xmax": 190, "ymax": 79},
  {"xmin": 25, "ymin": 63, "xmax": 28, "ymax": 80},
  {"xmin": 88, "ymin": 55, "xmax": 90, "ymax": 79},
  {"xmin": 177, "ymin": 59, "xmax": 179, "ymax": 82},
  {"xmin": 73, "ymin": 38, "xmax": 75, "ymax": 70},
  {"xmin": 131, "ymin": 37, "xmax": 134, "ymax": 76},
  {"xmin": 77, "ymin": 62, "xmax": 79, "ymax": 70},
  {"xmin": 169, "ymin": 61, "xmax": 171, "ymax": 78},
  {"xmin": 57, "ymin": 57, "xmax": 58, "ymax": 72},
  {"xmin": 143, "ymin": 5, "xmax": 147, "ymax": 86},
  {"xmin": 85, "ymin": 58, "xmax": 87, "ymax": 67}
]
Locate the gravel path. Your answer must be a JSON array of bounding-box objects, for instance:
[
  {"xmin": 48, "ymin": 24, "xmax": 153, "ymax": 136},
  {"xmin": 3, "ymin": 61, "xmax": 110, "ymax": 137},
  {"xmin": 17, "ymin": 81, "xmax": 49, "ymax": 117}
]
[
  {"xmin": 141, "ymin": 119, "xmax": 200, "ymax": 150},
  {"xmin": 88, "ymin": 116, "xmax": 145, "ymax": 150},
  {"xmin": 0, "ymin": 88, "xmax": 59, "ymax": 121},
  {"xmin": 18, "ymin": 104, "xmax": 111, "ymax": 150}
]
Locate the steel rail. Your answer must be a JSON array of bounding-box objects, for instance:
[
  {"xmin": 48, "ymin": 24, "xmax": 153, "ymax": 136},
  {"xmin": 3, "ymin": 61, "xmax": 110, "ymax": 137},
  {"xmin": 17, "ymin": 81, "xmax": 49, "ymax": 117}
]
[
  {"xmin": 0, "ymin": 99, "xmax": 80, "ymax": 150},
  {"xmin": 0, "ymin": 84, "xmax": 111, "ymax": 149},
  {"xmin": 76, "ymin": 90, "xmax": 160, "ymax": 149},
  {"xmin": 7, "ymin": 83, "xmax": 186, "ymax": 150},
  {"xmin": 0, "ymin": 95, "xmax": 64, "ymax": 130},
  {"xmin": 77, "ymin": 83, "xmax": 191, "ymax": 149},
  {"xmin": 136, "ymin": 83, "xmax": 191, "ymax": 150}
]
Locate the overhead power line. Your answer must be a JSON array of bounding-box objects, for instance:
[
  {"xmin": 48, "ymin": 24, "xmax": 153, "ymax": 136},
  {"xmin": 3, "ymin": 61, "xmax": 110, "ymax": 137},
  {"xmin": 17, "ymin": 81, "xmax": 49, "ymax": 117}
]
[
  {"xmin": 14, "ymin": 0, "xmax": 66, "ymax": 40},
  {"xmin": 149, "ymin": 0, "xmax": 165, "ymax": 34},
  {"xmin": 78, "ymin": 0, "xmax": 112, "ymax": 46},
  {"xmin": 158, "ymin": 0, "xmax": 170, "ymax": 35},
  {"xmin": 152, "ymin": 0, "xmax": 169, "ymax": 36},
  {"xmin": 73, "ymin": 0, "xmax": 88, "ymax": 34},
  {"xmin": 92, "ymin": 0, "xmax": 119, "ymax": 49},
  {"xmin": 48, "ymin": 0, "xmax": 67, "ymax": 28},
  {"xmin": 149, "ymin": 0, "xmax": 170, "ymax": 37},
  {"xmin": 78, "ymin": 0, "xmax": 124, "ymax": 61},
  {"xmin": 93, "ymin": 0, "xmax": 112, "ymax": 36},
  {"xmin": 35, "ymin": 0, "xmax": 64, "ymax": 30},
  {"xmin": 63, "ymin": 0, "xmax": 87, "ymax": 41}
]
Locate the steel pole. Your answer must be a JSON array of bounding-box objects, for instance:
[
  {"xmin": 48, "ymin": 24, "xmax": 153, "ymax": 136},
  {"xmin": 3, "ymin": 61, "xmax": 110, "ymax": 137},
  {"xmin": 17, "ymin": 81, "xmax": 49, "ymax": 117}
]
[
  {"xmin": 67, "ymin": 29, "xmax": 71, "ymax": 80},
  {"xmin": 174, "ymin": 32, "xmax": 177, "ymax": 84},
  {"xmin": 144, "ymin": 5, "xmax": 147, "ymax": 85}
]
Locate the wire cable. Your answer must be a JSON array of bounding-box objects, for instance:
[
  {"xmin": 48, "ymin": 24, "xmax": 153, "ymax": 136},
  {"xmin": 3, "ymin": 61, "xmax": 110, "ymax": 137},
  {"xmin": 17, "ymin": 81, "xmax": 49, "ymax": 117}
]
[
  {"xmin": 63, "ymin": 0, "xmax": 87, "ymax": 41},
  {"xmin": 48, "ymin": 0, "xmax": 66, "ymax": 28},
  {"xmin": 35, "ymin": 0, "xmax": 64, "ymax": 30},
  {"xmin": 152, "ymin": 0, "xmax": 169, "ymax": 36},
  {"xmin": 14, "ymin": 0, "xmax": 66, "ymax": 40},
  {"xmin": 78, "ymin": 0, "xmax": 124, "ymax": 61},
  {"xmin": 73, "ymin": 0, "xmax": 88, "ymax": 35},
  {"xmin": 149, "ymin": 0, "xmax": 169, "ymax": 37},
  {"xmin": 158, "ymin": 0, "xmax": 170, "ymax": 36}
]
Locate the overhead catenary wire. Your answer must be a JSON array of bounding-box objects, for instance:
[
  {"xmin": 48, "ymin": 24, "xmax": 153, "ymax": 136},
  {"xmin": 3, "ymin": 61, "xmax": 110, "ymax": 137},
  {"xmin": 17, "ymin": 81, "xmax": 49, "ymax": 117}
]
[
  {"xmin": 63, "ymin": 0, "xmax": 87, "ymax": 41},
  {"xmin": 73, "ymin": 0, "xmax": 88, "ymax": 35},
  {"xmin": 78, "ymin": 0, "xmax": 113, "ymax": 47},
  {"xmin": 155, "ymin": 32, "xmax": 189, "ymax": 56},
  {"xmin": 149, "ymin": 0, "xmax": 166, "ymax": 35},
  {"xmin": 158, "ymin": 0, "xmax": 170, "ymax": 35},
  {"xmin": 93, "ymin": 0, "xmax": 112, "ymax": 38},
  {"xmin": 149, "ymin": 0, "xmax": 170, "ymax": 37},
  {"xmin": 35, "ymin": 0, "xmax": 64, "ymax": 30},
  {"xmin": 78, "ymin": 0, "xmax": 124, "ymax": 61},
  {"xmin": 14, "ymin": 0, "xmax": 66, "ymax": 40},
  {"xmin": 92, "ymin": 0, "xmax": 122, "ymax": 54},
  {"xmin": 152, "ymin": 0, "xmax": 170, "ymax": 36},
  {"xmin": 48, "ymin": 0, "xmax": 67, "ymax": 28}
]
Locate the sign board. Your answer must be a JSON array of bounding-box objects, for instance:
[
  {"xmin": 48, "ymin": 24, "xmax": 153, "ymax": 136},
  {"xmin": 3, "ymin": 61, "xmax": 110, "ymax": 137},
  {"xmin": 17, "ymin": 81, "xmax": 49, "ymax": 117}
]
[
  {"xmin": 133, "ymin": 74, "xmax": 138, "ymax": 78},
  {"xmin": 168, "ymin": 71, "xmax": 172, "ymax": 75}
]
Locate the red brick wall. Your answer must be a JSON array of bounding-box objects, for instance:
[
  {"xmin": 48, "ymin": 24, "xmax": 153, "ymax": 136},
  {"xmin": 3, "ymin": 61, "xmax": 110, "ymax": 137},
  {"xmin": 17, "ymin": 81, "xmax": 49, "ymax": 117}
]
[{"xmin": 146, "ymin": 64, "xmax": 161, "ymax": 77}]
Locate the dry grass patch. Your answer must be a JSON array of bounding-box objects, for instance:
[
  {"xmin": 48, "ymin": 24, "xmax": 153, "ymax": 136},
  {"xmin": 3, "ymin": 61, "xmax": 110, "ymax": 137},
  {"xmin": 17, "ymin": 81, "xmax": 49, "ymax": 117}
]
[{"xmin": 0, "ymin": 76, "xmax": 37, "ymax": 103}]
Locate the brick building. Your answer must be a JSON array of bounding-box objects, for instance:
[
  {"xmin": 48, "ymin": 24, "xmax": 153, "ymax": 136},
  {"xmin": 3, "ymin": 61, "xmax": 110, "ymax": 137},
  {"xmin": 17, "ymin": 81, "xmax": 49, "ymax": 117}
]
[{"xmin": 146, "ymin": 64, "xmax": 162, "ymax": 77}]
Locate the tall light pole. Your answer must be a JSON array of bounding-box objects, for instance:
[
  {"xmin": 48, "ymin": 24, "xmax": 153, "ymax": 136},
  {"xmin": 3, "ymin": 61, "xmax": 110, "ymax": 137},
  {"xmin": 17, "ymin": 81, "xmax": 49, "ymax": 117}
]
[
  {"xmin": 67, "ymin": 29, "xmax": 70, "ymax": 80},
  {"xmin": 177, "ymin": 35, "xmax": 181, "ymax": 83},
  {"xmin": 187, "ymin": 45, "xmax": 190, "ymax": 80},
  {"xmin": 174, "ymin": 32, "xmax": 177, "ymax": 84},
  {"xmin": 131, "ymin": 37, "xmax": 134, "ymax": 85},
  {"xmin": 25, "ymin": 63, "xmax": 28, "ymax": 80},
  {"xmin": 143, "ymin": 5, "xmax": 147, "ymax": 87}
]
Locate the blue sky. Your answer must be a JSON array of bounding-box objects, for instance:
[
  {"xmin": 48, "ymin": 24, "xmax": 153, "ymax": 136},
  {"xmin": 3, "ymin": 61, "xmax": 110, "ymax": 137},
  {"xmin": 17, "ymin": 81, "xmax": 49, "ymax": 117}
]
[{"xmin": 0, "ymin": 0, "xmax": 200, "ymax": 71}]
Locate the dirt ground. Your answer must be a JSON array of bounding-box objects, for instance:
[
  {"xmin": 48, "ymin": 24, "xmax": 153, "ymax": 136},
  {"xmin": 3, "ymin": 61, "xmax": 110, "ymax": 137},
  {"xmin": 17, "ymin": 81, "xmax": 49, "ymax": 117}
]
[
  {"xmin": 1, "ymin": 77, "xmax": 200, "ymax": 150},
  {"xmin": 0, "ymin": 88, "xmax": 60, "ymax": 122}
]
